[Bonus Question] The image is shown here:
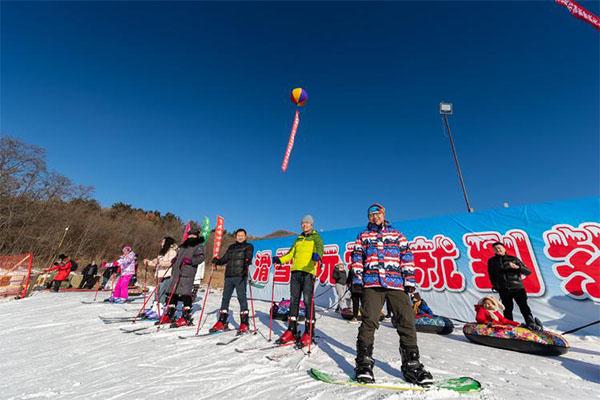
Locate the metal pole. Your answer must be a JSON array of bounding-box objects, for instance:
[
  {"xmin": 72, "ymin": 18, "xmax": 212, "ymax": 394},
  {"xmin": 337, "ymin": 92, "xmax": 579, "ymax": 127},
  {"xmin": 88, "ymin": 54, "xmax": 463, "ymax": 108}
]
[{"xmin": 442, "ymin": 114, "xmax": 473, "ymax": 213}]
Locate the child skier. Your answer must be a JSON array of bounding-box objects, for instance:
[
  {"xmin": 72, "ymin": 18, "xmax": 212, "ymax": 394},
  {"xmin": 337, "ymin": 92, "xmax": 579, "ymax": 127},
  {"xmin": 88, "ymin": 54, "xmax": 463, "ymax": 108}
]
[
  {"xmin": 273, "ymin": 215, "xmax": 323, "ymax": 348},
  {"xmin": 144, "ymin": 236, "xmax": 178, "ymax": 303},
  {"xmin": 157, "ymin": 225, "xmax": 205, "ymax": 327},
  {"xmin": 105, "ymin": 245, "xmax": 136, "ymax": 303},
  {"xmin": 210, "ymin": 228, "xmax": 254, "ymax": 334}
]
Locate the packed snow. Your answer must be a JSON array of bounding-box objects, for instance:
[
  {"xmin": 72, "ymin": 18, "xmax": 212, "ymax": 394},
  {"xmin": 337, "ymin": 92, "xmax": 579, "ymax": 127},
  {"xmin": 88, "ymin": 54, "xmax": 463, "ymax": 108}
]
[{"xmin": 0, "ymin": 290, "xmax": 598, "ymax": 400}]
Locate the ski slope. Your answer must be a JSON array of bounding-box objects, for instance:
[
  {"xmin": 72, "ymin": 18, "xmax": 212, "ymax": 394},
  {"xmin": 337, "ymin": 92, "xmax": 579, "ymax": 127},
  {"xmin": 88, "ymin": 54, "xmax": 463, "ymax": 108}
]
[{"xmin": 0, "ymin": 291, "xmax": 598, "ymax": 400}]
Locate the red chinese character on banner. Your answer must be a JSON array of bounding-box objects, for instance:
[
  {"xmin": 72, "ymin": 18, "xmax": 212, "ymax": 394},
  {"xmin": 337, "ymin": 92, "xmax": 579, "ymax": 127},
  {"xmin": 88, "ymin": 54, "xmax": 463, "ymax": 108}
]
[
  {"xmin": 463, "ymin": 230, "xmax": 545, "ymax": 296},
  {"xmin": 343, "ymin": 242, "xmax": 355, "ymax": 265},
  {"xmin": 274, "ymin": 248, "xmax": 291, "ymax": 284},
  {"xmin": 318, "ymin": 244, "xmax": 341, "ymax": 285},
  {"xmin": 410, "ymin": 235, "xmax": 464, "ymax": 292},
  {"xmin": 251, "ymin": 250, "xmax": 271, "ymax": 283},
  {"xmin": 543, "ymin": 222, "xmax": 600, "ymax": 301}
]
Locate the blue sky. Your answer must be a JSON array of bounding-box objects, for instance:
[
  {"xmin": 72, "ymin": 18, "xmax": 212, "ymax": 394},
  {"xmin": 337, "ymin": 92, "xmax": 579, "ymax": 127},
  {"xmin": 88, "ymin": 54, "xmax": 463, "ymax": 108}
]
[{"xmin": 1, "ymin": 1, "xmax": 598, "ymax": 236}]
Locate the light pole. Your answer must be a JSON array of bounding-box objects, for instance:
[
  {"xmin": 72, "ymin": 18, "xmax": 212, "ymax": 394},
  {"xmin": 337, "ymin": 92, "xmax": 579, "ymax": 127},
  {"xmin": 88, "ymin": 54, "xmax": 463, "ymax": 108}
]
[{"xmin": 439, "ymin": 102, "xmax": 473, "ymax": 213}]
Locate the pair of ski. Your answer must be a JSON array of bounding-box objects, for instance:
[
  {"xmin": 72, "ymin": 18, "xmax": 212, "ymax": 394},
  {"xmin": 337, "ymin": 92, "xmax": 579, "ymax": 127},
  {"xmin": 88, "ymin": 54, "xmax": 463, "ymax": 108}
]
[
  {"xmin": 234, "ymin": 339, "xmax": 313, "ymax": 362},
  {"xmin": 99, "ymin": 315, "xmax": 147, "ymax": 324},
  {"xmin": 309, "ymin": 368, "xmax": 481, "ymax": 393},
  {"xmin": 177, "ymin": 328, "xmax": 252, "ymax": 343}
]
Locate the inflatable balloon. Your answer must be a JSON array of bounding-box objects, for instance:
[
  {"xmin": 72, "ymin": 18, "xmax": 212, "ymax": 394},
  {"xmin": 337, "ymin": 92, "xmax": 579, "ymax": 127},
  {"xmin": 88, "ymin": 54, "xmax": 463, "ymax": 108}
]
[{"xmin": 290, "ymin": 88, "xmax": 308, "ymax": 107}]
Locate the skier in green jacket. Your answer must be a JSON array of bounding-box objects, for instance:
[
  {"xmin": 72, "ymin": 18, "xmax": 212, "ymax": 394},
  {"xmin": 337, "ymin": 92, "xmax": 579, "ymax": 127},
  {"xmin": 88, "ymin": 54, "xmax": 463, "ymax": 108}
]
[{"xmin": 273, "ymin": 214, "xmax": 323, "ymax": 347}]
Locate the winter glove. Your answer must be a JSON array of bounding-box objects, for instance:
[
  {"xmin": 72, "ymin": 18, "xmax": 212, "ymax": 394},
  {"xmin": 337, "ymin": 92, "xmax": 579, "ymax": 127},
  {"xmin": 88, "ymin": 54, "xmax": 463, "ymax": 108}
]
[
  {"xmin": 272, "ymin": 256, "xmax": 281, "ymax": 265},
  {"xmin": 182, "ymin": 257, "xmax": 193, "ymax": 265},
  {"xmin": 311, "ymin": 253, "xmax": 320, "ymax": 262}
]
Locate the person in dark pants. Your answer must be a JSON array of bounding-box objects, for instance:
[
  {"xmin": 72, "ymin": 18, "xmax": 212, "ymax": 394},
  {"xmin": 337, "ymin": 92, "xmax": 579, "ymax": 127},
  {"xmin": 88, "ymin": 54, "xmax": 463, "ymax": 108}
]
[
  {"xmin": 488, "ymin": 242, "xmax": 542, "ymax": 331},
  {"xmin": 351, "ymin": 203, "xmax": 432, "ymax": 385},
  {"xmin": 100, "ymin": 261, "xmax": 118, "ymax": 289},
  {"xmin": 157, "ymin": 225, "xmax": 205, "ymax": 327},
  {"xmin": 273, "ymin": 215, "xmax": 324, "ymax": 348},
  {"xmin": 347, "ymin": 267, "xmax": 362, "ymax": 322},
  {"xmin": 210, "ymin": 228, "xmax": 254, "ymax": 334},
  {"xmin": 78, "ymin": 262, "xmax": 98, "ymax": 289}
]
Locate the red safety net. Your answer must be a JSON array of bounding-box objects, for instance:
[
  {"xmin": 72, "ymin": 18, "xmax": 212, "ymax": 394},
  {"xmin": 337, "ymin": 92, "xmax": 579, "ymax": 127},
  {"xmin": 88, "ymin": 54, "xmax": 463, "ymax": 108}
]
[{"xmin": 0, "ymin": 253, "xmax": 33, "ymax": 299}]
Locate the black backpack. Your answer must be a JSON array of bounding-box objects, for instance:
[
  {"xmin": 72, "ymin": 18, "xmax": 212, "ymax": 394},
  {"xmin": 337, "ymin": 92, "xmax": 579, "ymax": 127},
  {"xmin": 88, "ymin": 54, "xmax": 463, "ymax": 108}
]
[{"xmin": 70, "ymin": 260, "xmax": 79, "ymax": 272}]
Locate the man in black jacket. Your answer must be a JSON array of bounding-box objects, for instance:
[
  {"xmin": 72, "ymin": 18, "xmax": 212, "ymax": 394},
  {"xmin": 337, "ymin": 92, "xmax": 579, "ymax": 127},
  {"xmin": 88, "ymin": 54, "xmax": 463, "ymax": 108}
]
[
  {"xmin": 210, "ymin": 228, "xmax": 255, "ymax": 334},
  {"xmin": 488, "ymin": 242, "xmax": 542, "ymax": 331}
]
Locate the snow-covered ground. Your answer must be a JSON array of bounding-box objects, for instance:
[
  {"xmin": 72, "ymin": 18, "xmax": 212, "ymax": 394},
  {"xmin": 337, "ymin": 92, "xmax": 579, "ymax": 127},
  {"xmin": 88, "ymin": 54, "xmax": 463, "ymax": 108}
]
[{"xmin": 0, "ymin": 291, "xmax": 598, "ymax": 400}]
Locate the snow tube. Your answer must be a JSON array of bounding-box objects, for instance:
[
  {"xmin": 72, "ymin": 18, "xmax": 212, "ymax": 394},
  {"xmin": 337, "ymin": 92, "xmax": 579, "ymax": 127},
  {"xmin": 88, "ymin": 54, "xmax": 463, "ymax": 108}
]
[
  {"xmin": 414, "ymin": 315, "xmax": 454, "ymax": 335},
  {"xmin": 271, "ymin": 299, "xmax": 306, "ymax": 322},
  {"xmin": 463, "ymin": 323, "xmax": 570, "ymax": 356}
]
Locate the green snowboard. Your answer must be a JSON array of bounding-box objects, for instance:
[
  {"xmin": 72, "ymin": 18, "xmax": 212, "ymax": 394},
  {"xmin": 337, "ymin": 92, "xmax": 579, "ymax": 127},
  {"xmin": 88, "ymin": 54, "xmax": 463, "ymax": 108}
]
[{"xmin": 309, "ymin": 368, "xmax": 481, "ymax": 393}]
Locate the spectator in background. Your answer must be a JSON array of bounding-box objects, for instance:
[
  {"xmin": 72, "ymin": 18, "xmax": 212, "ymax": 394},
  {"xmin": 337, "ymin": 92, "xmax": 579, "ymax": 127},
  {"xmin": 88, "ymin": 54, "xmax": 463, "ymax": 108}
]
[
  {"xmin": 44, "ymin": 254, "xmax": 72, "ymax": 292},
  {"xmin": 347, "ymin": 266, "xmax": 362, "ymax": 323},
  {"xmin": 78, "ymin": 261, "xmax": 98, "ymax": 289},
  {"xmin": 332, "ymin": 262, "xmax": 350, "ymax": 313},
  {"xmin": 100, "ymin": 260, "xmax": 118, "ymax": 290},
  {"xmin": 488, "ymin": 242, "xmax": 542, "ymax": 331}
]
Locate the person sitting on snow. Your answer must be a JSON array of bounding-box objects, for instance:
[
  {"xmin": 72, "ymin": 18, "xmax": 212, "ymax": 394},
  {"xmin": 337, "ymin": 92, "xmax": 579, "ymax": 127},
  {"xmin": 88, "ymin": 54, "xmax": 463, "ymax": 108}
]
[
  {"xmin": 410, "ymin": 292, "xmax": 433, "ymax": 318},
  {"xmin": 44, "ymin": 254, "xmax": 72, "ymax": 292},
  {"xmin": 475, "ymin": 296, "xmax": 519, "ymax": 327}
]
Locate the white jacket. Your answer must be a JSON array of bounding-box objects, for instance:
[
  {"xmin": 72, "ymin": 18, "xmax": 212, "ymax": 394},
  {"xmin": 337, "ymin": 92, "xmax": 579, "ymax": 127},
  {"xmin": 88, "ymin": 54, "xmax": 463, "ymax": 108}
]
[{"xmin": 148, "ymin": 246, "xmax": 178, "ymax": 279}]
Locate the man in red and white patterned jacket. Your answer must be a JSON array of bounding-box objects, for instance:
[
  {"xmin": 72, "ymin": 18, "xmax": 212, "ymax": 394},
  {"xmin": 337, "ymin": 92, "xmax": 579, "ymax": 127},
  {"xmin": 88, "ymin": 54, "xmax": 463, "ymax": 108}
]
[{"xmin": 351, "ymin": 203, "xmax": 432, "ymax": 386}]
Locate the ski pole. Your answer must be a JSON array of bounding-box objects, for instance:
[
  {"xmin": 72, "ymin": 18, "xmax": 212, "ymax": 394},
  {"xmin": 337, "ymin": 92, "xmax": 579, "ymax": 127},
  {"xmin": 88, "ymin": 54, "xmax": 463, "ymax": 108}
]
[
  {"xmin": 194, "ymin": 268, "xmax": 214, "ymax": 336},
  {"xmin": 248, "ymin": 278, "xmax": 258, "ymax": 335},
  {"xmin": 133, "ymin": 285, "xmax": 158, "ymax": 322},
  {"xmin": 562, "ymin": 319, "xmax": 600, "ymax": 335},
  {"xmin": 307, "ymin": 269, "xmax": 318, "ymax": 356},
  {"xmin": 268, "ymin": 264, "xmax": 277, "ymax": 341},
  {"xmin": 155, "ymin": 273, "xmax": 162, "ymax": 319},
  {"xmin": 143, "ymin": 261, "xmax": 148, "ymax": 304},
  {"xmin": 158, "ymin": 275, "xmax": 180, "ymax": 332}
]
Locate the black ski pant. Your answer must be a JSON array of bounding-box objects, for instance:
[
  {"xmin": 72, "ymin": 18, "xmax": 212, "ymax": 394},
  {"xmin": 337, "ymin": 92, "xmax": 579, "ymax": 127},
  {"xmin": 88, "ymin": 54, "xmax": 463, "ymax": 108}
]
[
  {"xmin": 289, "ymin": 271, "xmax": 315, "ymax": 322},
  {"xmin": 220, "ymin": 276, "xmax": 248, "ymax": 312},
  {"xmin": 351, "ymin": 292, "xmax": 361, "ymax": 319},
  {"xmin": 169, "ymin": 293, "xmax": 193, "ymax": 308},
  {"xmin": 79, "ymin": 275, "xmax": 96, "ymax": 289},
  {"xmin": 498, "ymin": 289, "xmax": 533, "ymax": 322},
  {"xmin": 358, "ymin": 287, "xmax": 418, "ymax": 348}
]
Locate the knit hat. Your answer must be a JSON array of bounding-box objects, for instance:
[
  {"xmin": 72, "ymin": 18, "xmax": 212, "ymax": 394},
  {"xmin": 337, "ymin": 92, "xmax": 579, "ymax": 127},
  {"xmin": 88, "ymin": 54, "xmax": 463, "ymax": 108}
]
[
  {"xmin": 367, "ymin": 203, "xmax": 385, "ymax": 216},
  {"xmin": 477, "ymin": 296, "xmax": 504, "ymax": 311},
  {"xmin": 301, "ymin": 214, "xmax": 314, "ymax": 224}
]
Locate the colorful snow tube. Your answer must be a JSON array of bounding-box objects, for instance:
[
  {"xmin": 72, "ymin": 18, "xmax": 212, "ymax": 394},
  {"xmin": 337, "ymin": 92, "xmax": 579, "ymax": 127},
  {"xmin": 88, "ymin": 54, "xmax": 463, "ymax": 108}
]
[
  {"xmin": 415, "ymin": 315, "xmax": 454, "ymax": 335},
  {"xmin": 463, "ymin": 323, "xmax": 570, "ymax": 356},
  {"xmin": 271, "ymin": 299, "xmax": 306, "ymax": 321}
]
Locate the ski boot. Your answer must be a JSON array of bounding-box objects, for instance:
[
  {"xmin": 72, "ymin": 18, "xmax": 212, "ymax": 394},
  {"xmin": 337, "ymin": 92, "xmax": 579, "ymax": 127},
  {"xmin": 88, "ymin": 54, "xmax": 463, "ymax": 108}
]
[
  {"xmin": 298, "ymin": 319, "xmax": 315, "ymax": 348},
  {"xmin": 400, "ymin": 346, "xmax": 433, "ymax": 386},
  {"xmin": 174, "ymin": 307, "xmax": 193, "ymax": 328},
  {"xmin": 276, "ymin": 317, "xmax": 298, "ymax": 344},
  {"xmin": 354, "ymin": 340, "xmax": 375, "ymax": 383},
  {"xmin": 155, "ymin": 305, "xmax": 175, "ymax": 325},
  {"xmin": 238, "ymin": 311, "xmax": 250, "ymax": 334},
  {"xmin": 209, "ymin": 310, "xmax": 229, "ymax": 333}
]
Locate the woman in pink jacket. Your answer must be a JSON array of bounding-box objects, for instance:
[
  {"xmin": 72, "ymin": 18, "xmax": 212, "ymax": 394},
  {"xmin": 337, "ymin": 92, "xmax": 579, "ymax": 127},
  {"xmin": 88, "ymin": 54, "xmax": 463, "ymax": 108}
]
[{"xmin": 106, "ymin": 245, "xmax": 136, "ymax": 303}]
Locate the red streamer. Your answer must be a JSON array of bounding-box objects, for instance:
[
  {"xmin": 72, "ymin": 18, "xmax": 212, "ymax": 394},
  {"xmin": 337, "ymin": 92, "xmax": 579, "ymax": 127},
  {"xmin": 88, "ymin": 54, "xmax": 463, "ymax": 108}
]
[
  {"xmin": 281, "ymin": 110, "xmax": 300, "ymax": 173},
  {"xmin": 555, "ymin": 0, "xmax": 600, "ymax": 31}
]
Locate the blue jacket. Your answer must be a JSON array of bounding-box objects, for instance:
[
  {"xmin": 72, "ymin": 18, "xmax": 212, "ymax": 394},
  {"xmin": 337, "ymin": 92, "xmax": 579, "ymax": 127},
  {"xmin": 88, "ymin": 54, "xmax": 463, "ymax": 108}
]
[{"xmin": 350, "ymin": 222, "xmax": 416, "ymax": 290}]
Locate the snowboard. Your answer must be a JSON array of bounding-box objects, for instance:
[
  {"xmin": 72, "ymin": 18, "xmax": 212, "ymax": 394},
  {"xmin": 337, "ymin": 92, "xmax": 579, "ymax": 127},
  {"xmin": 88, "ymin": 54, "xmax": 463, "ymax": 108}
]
[{"xmin": 309, "ymin": 368, "xmax": 481, "ymax": 393}]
